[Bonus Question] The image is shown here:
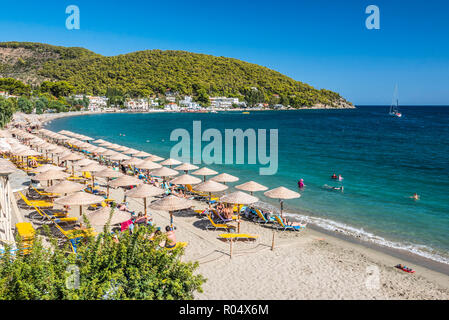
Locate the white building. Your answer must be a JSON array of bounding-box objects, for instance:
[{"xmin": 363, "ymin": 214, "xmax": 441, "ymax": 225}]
[
  {"xmin": 166, "ymin": 96, "xmax": 176, "ymax": 103},
  {"xmin": 209, "ymin": 97, "xmax": 240, "ymax": 109},
  {"xmin": 179, "ymin": 96, "xmax": 201, "ymax": 109},
  {"xmin": 88, "ymin": 96, "xmax": 108, "ymax": 111},
  {"xmin": 164, "ymin": 103, "xmax": 179, "ymax": 111},
  {"xmin": 125, "ymin": 98, "xmax": 149, "ymax": 110}
]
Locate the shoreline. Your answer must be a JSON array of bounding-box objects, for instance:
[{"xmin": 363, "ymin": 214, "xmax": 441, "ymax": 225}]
[{"xmin": 41, "ymin": 112, "xmax": 449, "ymax": 281}]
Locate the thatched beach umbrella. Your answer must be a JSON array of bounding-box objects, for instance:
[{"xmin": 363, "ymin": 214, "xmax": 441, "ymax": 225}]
[
  {"xmin": 34, "ymin": 169, "xmax": 69, "ymax": 186},
  {"xmin": 145, "ymin": 154, "xmax": 164, "ymax": 162},
  {"xmin": 170, "ymin": 174, "xmax": 202, "ymax": 196},
  {"xmin": 62, "ymin": 153, "xmax": 84, "ymax": 175},
  {"xmin": 123, "ymin": 148, "xmax": 140, "ymax": 156},
  {"xmin": 95, "ymin": 168, "xmax": 123, "ymax": 198},
  {"xmin": 55, "ymin": 191, "xmax": 105, "ymax": 216},
  {"xmin": 149, "ymin": 195, "xmax": 193, "ymax": 227},
  {"xmin": 94, "ymin": 139, "xmax": 106, "ymax": 144},
  {"xmin": 115, "ymin": 145, "xmax": 130, "ymax": 153},
  {"xmin": 85, "ymin": 206, "xmax": 131, "ymax": 227},
  {"xmin": 160, "ymin": 158, "xmax": 181, "ymax": 168},
  {"xmin": 211, "ymin": 173, "xmax": 239, "ymax": 185},
  {"xmin": 150, "ymin": 166, "xmax": 178, "ymax": 183},
  {"xmin": 136, "ymin": 159, "xmax": 162, "ymax": 170},
  {"xmin": 194, "ymin": 180, "xmax": 228, "ymax": 208},
  {"xmin": 133, "ymin": 151, "xmax": 151, "ymax": 158},
  {"xmin": 174, "ymin": 163, "xmax": 199, "ymax": 174},
  {"xmin": 33, "ymin": 164, "xmax": 65, "ymax": 173},
  {"xmin": 125, "ymin": 184, "xmax": 164, "ymax": 217},
  {"xmin": 108, "ymin": 175, "xmax": 142, "ymax": 197},
  {"xmin": 44, "ymin": 180, "xmax": 86, "ymax": 195},
  {"xmin": 220, "ymin": 191, "xmax": 258, "ymax": 233},
  {"xmin": 192, "ymin": 167, "xmax": 218, "ymax": 182},
  {"xmin": 264, "ymin": 186, "xmax": 301, "ymax": 251},
  {"xmin": 236, "ymin": 181, "xmax": 268, "ymax": 195},
  {"xmin": 80, "ymin": 162, "xmax": 107, "ymax": 187}
]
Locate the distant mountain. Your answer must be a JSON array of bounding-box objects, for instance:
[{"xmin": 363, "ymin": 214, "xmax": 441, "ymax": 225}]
[{"xmin": 0, "ymin": 42, "xmax": 353, "ymax": 108}]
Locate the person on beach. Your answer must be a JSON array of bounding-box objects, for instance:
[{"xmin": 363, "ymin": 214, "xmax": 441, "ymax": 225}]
[
  {"xmin": 281, "ymin": 216, "xmax": 306, "ymax": 228},
  {"xmin": 165, "ymin": 225, "xmax": 177, "ymax": 248},
  {"xmin": 298, "ymin": 179, "xmax": 304, "ymax": 189}
]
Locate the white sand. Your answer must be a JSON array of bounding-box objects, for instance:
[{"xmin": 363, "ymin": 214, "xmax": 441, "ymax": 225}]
[{"xmin": 17, "ymin": 177, "xmax": 449, "ymax": 300}]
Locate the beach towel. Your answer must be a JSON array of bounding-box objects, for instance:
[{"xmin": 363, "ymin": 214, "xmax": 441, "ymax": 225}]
[{"xmin": 121, "ymin": 219, "xmax": 133, "ymax": 231}]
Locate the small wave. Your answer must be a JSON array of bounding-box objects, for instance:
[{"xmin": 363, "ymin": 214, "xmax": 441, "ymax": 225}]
[{"xmin": 283, "ymin": 211, "xmax": 449, "ymax": 265}]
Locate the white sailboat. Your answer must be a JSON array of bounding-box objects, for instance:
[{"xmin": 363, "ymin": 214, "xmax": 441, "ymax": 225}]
[{"xmin": 389, "ymin": 84, "xmax": 402, "ymax": 118}]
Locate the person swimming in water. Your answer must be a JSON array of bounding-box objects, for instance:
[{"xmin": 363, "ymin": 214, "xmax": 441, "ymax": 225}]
[
  {"xmin": 298, "ymin": 179, "xmax": 304, "ymax": 189},
  {"xmin": 410, "ymin": 193, "xmax": 420, "ymax": 201},
  {"xmin": 338, "ymin": 174, "xmax": 343, "ymax": 181},
  {"xmin": 331, "ymin": 173, "xmax": 337, "ymax": 179}
]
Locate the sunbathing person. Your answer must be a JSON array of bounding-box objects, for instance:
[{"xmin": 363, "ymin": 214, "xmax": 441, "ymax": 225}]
[
  {"xmin": 165, "ymin": 225, "xmax": 177, "ymax": 249},
  {"xmin": 282, "ymin": 216, "xmax": 307, "ymax": 227}
]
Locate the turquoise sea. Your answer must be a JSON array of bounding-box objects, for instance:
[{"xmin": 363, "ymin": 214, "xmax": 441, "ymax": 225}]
[{"xmin": 46, "ymin": 106, "xmax": 449, "ymax": 264}]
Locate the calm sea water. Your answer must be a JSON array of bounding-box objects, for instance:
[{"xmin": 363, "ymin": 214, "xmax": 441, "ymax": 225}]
[{"xmin": 46, "ymin": 106, "xmax": 449, "ymax": 263}]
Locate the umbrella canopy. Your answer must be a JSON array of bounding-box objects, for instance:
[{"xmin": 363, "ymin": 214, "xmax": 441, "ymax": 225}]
[
  {"xmin": 194, "ymin": 180, "xmax": 228, "ymax": 193},
  {"xmin": 76, "ymin": 158, "xmax": 96, "ymax": 167},
  {"xmin": 220, "ymin": 191, "xmax": 259, "ymax": 205},
  {"xmin": 33, "ymin": 164, "xmax": 65, "ymax": 173},
  {"xmin": 34, "ymin": 169, "xmax": 69, "ymax": 181},
  {"xmin": 100, "ymin": 149, "xmax": 117, "ymax": 157},
  {"xmin": 133, "ymin": 151, "xmax": 151, "ymax": 158},
  {"xmin": 235, "ymin": 181, "xmax": 268, "ymax": 193},
  {"xmin": 122, "ymin": 157, "xmax": 143, "ymax": 166},
  {"xmin": 149, "ymin": 195, "xmax": 193, "ymax": 211},
  {"xmin": 110, "ymin": 153, "xmax": 130, "ymax": 161},
  {"xmin": 160, "ymin": 158, "xmax": 182, "ymax": 166},
  {"xmin": 95, "ymin": 168, "xmax": 123, "ymax": 178},
  {"xmin": 44, "ymin": 180, "xmax": 86, "ymax": 194},
  {"xmin": 94, "ymin": 139, "xmax": 106, "ymax": 144},
  {"xmin": 99, "ymin": 142, "xmax": 113, "ymax": 148},
  {"xmin": 55, "ymin": 191, "xmax": 105, "ymax": 206},
  {"xmin": 85, "ymin": 207, "xmax": 131, "ymax": 226},
  {"xmin": 151, "ymin": 166, "xmax": 178, "ymax": 178},
  {"xmin": 15, "ymin": 148, "xmax": 41, "ymax": 157},
  {"xmin": 62, "ymin": 153, "xmax": 84, "ymax": 162},
  {"xmin": 80, "ymin": 163, "xmax": 107, "ymax": 172},
  {"xmin": 264, "ymin": 186, "xmax": 301, "ymax": 200},
  {"xmin": 125, "ymin": 184, "xmax": 164, "ymax": 199},
  {"xmin": 170, "ymin": 174, "xmax": 202, "ymax": 185},
  {"xmin": 192, "ymin": 167, "xmax": 218, "ymax": 181},
  {"xmin": 145, "ymin": 155, "xmax": 164, "ymax": 162},
  {"xmin": 108, "ymin": 175, "xmax": 143, "ymax": 187},
  {"xmin": 115, "ymin": 145, "xmax": 130, "ymax": 152},
  {"xmin": 135, "ymin": 159, "xmax": 162, "ymax": 170},
  {"xmin": 175, "ymin": 163, "xmax": 199, "ymax": 172},
  {"xmin": 123, "ymin": 148, "xmax": 140, "ymax": 155},
  {"xmin": 211, "ymin": 173, "xmax": 239, "ymax": 183}
]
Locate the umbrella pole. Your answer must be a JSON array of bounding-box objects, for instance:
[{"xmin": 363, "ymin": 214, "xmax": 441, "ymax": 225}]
[
  {"xmin": 170, "ymin": 211, "xmax": 173, "ymax": 228},
  {"xmin": 280, "ymin": 200, "xmax": 284, "ymax": 218},
  {"xmin": 230, "ymin": 238, "xmax": 233, "ymax": 259},
  {"xmin": 209, "ymin": 192, "xmax": 212, "ymax": 209},
  {"xmin": 79, "ymin": 206, "xmax": 82, "ymax": 217},
  {"xmin": 237, "ymin": 203, "xmax": 241, "ymax": 233},
  {"xmin": 271, "ymin": 231, "xmax": 275, "ymax": 251},
  {"xmin": 144, "ymin": 197, "xmax": 147, "ymax": 218},
  {"xmin": 107, "ymin": 178, "xmax": 110, "ymax": 198}
]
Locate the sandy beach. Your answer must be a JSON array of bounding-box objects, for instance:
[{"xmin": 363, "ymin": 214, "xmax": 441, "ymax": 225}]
[{"xmin": 14, "ymin": 174, "xmax": 449, "ymax": 300}]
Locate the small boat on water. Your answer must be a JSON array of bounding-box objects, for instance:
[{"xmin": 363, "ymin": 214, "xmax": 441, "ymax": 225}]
[
  {"xmin": 389, "ymin": 84, "xmax": 402, "ymax": 118},
  {"xmin": 242, "ymin": 112, "xmax": 250, "ymax": 114}
]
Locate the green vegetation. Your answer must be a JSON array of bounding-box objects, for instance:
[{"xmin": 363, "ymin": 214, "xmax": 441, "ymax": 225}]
[
  {"xmin": 0, "ymin": 224, "xmax": 205, "ymax": 300},
  {"xmin": 0, "ymin": 42, "xmax": 352, "ymax": 108},
  {"xmin": 0, "ymin": 96, "xmax": 14, "ymax": 128}
]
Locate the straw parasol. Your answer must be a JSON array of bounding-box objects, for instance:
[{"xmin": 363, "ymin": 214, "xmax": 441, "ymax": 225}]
[
  {"xmin": 264, "ymin": 186, "xmax": 301, "ymax": 251},
  {"xmin": 145, "ymin": 154, "xmax": 164, "ymax": 162},
  {"xmin": 33, "ymin": 164, "xmax": 65, "ymax": 173},
  {"xmin": 192, "ymin": 167, "xmax": 218, "ymax": 182},
  {"xmin": 76, "ymin": 158, "xmax": 95, "ymax": 167},
  {"xmin": 85, "ymin": 206, "xmax": 131, "ymax": 227},
  {"xmin": 100, "ymin": 149, "xmax": 117, "ymax": 157},
  {"xmin": 95, "ymin": 168, "xmax": 123, "ymax": 198},
  {"xmin": 174, "ymin": 163, "xmax": 199, "ymax": 173},
  {"xmin": 80, "ymin": 163, "xmax": 107, "ymax": 186},
  {"xmin": 62, "ymin": 152, "xmax": 84, "ymax": 176},
  {"xmin": 44, "ymin": 180, "xmax": 86, "ymax": 195},
  {"xmin": 34, "ymin": 169, "xmax": 69, "ymax": 186},
  {"xmin": 194, "ymin": 180, "xmax": 228, "ymax": 208},
  {"xmin": 123, "ymin": 148, "xmax": 140, "ymax": 155},
  {"xmin": 235, "ymin": 181, "xmax": 268, "ymax": 195},
  {"xmin": 125, "ymin": 184, "xmax": 164, "ymax": 217},
  {"xmin": 94, "ymin": 139, "xmax": 106, "ymax": 144},
  {"xmin": 170, "ymin": 174, "xmax": 202, "ymax": 197},
  {"xmin": 115, "ymin": 145, "xmax": 130, "ymax": 153},
  {"xmin": 135, "ymin": 159, "xmax": 162, "ymax": 170},
  {"xmin": 133, "ymin": 151, "xmax": 151, "ymax": 158},
  {"xmin": 54, "ymin": 191, "xmax": 105, "ymax": 216},
  {"xmin": 110, "ymin": 153, "xmax": 130, "ymax": 162},
  {"xmin": 220, "ymin": 191, "xmax": 258, "ymax": 233},
  {"xmin": 122, "ymin": 157, "xmax": 143, "ymax": 166},
  {"xmin": 149, "ymin": 195, "xmax": 193, "ymax": 227},
  {"xmin": 150, "ymin": 166, "xmax": 178, "ymax": 182},
  {"xmin": 108, "ymin": 175, "xmax": 142, "ymax": 188},
  {"xmin": 211, "ymin": 173, "xmax": 239, "ymax": 185},
  {"xmin": 160, "ymin": 158, "xmax": 181, "ymax": 168}
]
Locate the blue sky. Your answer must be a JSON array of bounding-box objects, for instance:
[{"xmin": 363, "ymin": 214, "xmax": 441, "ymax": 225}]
[{"xmin": 1, "ymin": 0, "xmax": 448, "ymax": 105}]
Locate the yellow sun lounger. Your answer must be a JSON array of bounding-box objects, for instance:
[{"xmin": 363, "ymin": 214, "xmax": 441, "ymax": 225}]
[
  {"xmin": 18, "ymin": 192, "xmax": 54, "ymax": 208},
  {"xmin": 30, "ymin": 185, "xmax": 57, "ymax": 197},
  {"xmin": 218, "ymin": 233, "xmax": 259, "ymax": 241},
  {"xmin": 165, "ymin": 242, "xmax": 188, "ymax": 251},
  {"xmin": 16, "ymin": 222, "xmax": 35, "ymax": 255},
  {"xmin": 34, "ymin": 206, "xmax": 78, "ymax": 223},
  {"xmin": 206, "ymin": 214, "xmax": 236, "ymax": 231}
]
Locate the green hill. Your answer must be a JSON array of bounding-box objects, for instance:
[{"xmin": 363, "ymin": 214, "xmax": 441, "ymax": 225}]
[{"xmin": 0, "ymin": 42, "xmax": 353, "ymax": 108}]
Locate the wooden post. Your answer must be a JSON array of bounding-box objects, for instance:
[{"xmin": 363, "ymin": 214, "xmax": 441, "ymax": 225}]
[
  {"xmin": 79, "ymin": 206, "xmax": 82, "ymax": 217},
  {"xmin": 144, "ymin": 197, "xmax": 147, "ymax": 218},
  {"xmin": 230, "ymin": 238, "xmax": 233, "ymax": 259}
]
